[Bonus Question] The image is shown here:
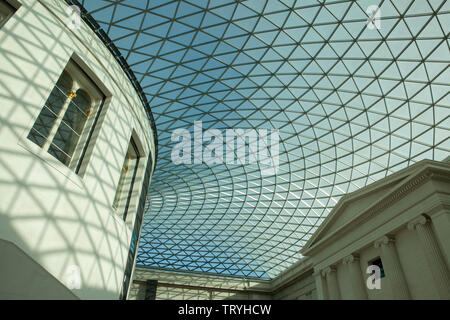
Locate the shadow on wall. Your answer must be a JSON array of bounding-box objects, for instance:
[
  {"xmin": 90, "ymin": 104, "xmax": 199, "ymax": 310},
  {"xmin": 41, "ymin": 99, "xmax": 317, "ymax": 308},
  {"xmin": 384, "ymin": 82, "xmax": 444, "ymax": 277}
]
[
  {"xmin": 0, "ymin": 237, "xmax": 79, "ymax": 299},
  {"xmin": 0, "ymin": 0, "xmax": 142, "ymax": 299}
]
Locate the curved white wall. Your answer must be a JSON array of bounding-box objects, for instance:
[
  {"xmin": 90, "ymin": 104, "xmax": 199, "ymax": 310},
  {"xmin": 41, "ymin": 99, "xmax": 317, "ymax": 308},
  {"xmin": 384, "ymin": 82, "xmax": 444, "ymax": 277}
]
[{"xmin": 0, "ymin": 0, "xmax": 156, "ymax": 299}]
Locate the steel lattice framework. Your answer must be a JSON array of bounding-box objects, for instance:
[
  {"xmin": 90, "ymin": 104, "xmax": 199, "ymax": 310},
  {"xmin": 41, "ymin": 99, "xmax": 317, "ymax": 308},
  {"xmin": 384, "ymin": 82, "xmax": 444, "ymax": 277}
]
[{"xmin": 79, "ymin": 0, "xmax": 450, "ymax": 279}]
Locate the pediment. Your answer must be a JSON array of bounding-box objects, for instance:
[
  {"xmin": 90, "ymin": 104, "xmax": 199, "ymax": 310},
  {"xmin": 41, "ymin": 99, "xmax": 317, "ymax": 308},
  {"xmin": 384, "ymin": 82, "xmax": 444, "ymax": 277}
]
[{"xmin": 302, "ymin": 160, "xmax": 436, "ymax": 253}]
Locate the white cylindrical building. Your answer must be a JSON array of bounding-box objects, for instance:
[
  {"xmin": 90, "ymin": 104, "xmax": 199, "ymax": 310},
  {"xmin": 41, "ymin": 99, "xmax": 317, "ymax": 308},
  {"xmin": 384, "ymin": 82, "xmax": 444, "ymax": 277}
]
[{"xmin": 0, "ymin": 0, "xmax": 156, "ymax": 299}]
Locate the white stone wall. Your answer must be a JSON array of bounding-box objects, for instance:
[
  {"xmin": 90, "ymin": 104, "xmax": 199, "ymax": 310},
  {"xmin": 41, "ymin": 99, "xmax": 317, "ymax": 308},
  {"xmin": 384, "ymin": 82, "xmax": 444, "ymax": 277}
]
[{"xmin": 0, "ymin": 0, "xmax": 155, "ymax": 299}]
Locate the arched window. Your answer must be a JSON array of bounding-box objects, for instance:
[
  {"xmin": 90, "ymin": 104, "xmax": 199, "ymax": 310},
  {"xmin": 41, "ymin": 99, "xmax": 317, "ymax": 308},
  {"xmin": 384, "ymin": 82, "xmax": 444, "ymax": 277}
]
[{"xmin": 27, "ymin": 59, "xmax": 105, "ymax": 171}]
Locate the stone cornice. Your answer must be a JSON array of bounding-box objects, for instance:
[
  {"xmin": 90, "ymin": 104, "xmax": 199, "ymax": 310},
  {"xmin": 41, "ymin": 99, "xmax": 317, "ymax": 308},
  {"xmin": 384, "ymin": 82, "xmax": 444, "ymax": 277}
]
[
  {"xmin": 363, "ymin": 170, "xmax": 430, "ymax": 219},
  {"xmin": 302, "ymin": 160, "xmax": 440, "ymax": 250}
]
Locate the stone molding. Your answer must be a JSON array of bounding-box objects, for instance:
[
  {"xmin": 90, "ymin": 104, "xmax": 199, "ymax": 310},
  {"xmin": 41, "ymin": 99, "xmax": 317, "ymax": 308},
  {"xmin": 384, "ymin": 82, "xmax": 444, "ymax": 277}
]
[{"xmin": 321, "ymin": 266, "xmax": 337, "ymax": 277}]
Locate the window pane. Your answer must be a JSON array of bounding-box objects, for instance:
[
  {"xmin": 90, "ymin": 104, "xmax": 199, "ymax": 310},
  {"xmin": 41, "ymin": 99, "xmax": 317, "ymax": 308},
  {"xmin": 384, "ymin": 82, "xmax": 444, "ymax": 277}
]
[
  {"xmin": 72, "ymin": 89, "xmax": 92, "ymax": 113},
  {"xmin": 44, "ymin": 86, "xmax": 67, "ymax": 115},
  {"xmin": 27, "ymin": 106, "xmax": 58, "ymax": 147},
  {"xmin": 113, "ymin": 138, "xmax": 140, "ymax": 220},
  {"xmin": 48, "ymin": 144, "xmax": 70, "ymax": 166},
  {"xmin": 52, "ymin": 121, "xmax": 78, "ymax": 165},
  {"xmin": 27, "ymin": 128, "xmax": 47, "ymax": 149},
  {"xmin": 113, "ymin": 157, "xmax": 131, "ymax": 210},
  {"xmin": 56, "ymin": 71, "xmax": 73, "ymax": 92},
  {"xmin": 47, "ymin": 71, "xmax": 73, "ymax": 115},
  {"xmin": 27, "ymin": 71, "xmax": 72, "ymax": 147},
  {"xmin": 62, "ymin": 89, "xmax": 90, "ymax": 135}
]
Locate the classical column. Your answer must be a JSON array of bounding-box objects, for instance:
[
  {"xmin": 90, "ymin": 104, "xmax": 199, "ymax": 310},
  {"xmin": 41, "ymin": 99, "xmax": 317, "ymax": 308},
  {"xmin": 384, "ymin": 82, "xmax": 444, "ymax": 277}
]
[
  {"xmin": 313, "ymin": 270, "xmax": 328, "ymax": 300},
  {"xmin": 342, "ymin": 254, "xmax": 368, "ymax": 299},
  {"xmin": 322, "ymin": 266, "xmax": 341, "ymax": 300},
  {"xmin": 374, "ymin": 235, "xmax": 410, "ymax": 299},
  {"xmin": 408, "ymin": 215, "xmax": 450, "ymax": 299},
  {"xmin": 429, "ymin": 210, "xmax": 450, "ymax": 270}
]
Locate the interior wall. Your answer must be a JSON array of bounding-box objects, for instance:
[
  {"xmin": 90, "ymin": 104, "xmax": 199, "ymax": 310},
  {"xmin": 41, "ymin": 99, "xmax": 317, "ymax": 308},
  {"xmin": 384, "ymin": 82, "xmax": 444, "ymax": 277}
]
[{"xmin": 0, "ymin": 0, "xmax": 155, "ymax": 299}]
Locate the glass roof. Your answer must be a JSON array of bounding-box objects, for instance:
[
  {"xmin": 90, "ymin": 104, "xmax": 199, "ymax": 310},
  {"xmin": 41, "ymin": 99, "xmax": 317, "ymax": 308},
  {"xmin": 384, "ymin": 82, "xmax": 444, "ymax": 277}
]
[{"xmin": 79, "ymin": 0, "xmax": 450, "ymax": 279}]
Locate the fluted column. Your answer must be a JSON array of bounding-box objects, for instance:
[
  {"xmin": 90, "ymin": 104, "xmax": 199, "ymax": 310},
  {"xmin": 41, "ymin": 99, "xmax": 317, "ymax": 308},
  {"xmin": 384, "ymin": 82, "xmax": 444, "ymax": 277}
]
[
  {"xmin": 429, "ymin": 210, "xmax": 450, "ymax": 270},
  {"xmin": 342, "ymin": 254, "xmax": 368, "ymax": 299},
  {"xmin": 408, "ymin": 215, "xmax": 450, "ymax": 299},
  {"xmin": 374, "ymin": 235, "xmax": 410, "ymax": 299},
  {"xmin": 322, "ymin": 266, "xmax": 340, "ymax": 300},
  {"xmin": 313, "ymin": 270, "xmax": 327, "ymax": 300}
]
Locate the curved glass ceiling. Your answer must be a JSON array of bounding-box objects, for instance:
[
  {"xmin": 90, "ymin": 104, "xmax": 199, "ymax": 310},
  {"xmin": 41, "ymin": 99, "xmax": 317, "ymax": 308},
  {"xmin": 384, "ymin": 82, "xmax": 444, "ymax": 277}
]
[{"xmin": 80, "ymin": 0, "xmax": 450, "ymax": 279}]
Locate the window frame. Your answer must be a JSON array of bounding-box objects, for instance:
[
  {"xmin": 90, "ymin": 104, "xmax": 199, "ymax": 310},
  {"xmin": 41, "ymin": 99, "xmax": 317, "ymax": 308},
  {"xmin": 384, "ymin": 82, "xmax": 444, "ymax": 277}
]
[
  {"xmin": 26, "ymin": 58, "xmax": 107, "ymax": 176},
  {"xmin": 120, "ymin": 151, "xmax": 153, "ymax": 300},
  {"xmin": 112, "ymin": 136, "xmax": 142, "ymax": 222},
  {"xmin": 368, "ymin": 256, "xmax": 385, "ymax": 278}
]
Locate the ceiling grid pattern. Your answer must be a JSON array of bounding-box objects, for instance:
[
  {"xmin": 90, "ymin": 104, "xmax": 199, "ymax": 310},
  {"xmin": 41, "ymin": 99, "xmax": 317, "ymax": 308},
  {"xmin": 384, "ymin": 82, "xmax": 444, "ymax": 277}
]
[{"xmin": 79, "ymin": 0, "xmax": 450, "ymax": 279}]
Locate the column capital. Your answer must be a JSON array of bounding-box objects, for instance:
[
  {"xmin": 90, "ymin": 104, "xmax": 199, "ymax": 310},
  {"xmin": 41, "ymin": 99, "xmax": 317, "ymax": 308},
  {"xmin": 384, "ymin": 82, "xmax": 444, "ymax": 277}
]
[
  {"xmin": 374, "ymin": 235, "xmax": 395, "ymax": 248},
  {"xmin": 407, "ymin": 214, "xmax": 429, "ymax": 231},
  {"xmin": 313, "ymin": 269, "xmax": 322, "ymax": 277},
  {"xmin": 342, "ymin": 254, "xmax": 360, "ymax": 265},
  {"xmin": 322, "ymin": 266, "xmax": 337, "ymax": 277}
]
